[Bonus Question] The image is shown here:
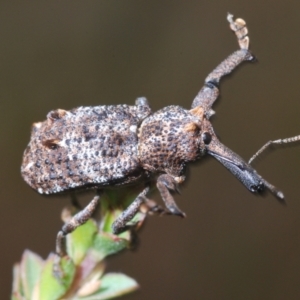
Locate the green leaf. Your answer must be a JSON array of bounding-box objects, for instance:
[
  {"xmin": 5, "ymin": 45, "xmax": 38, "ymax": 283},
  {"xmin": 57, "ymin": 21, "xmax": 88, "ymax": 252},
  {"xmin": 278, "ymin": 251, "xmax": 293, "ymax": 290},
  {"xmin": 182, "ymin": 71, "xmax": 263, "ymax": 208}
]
[
  {"xmin": 11, "ymin": 294, "xmax": 23, "ymax": 300},
  {"xmin": 67, "ymin": 219, "xmax": 98, "ymax": 265},
  {"xmin": 91, "ymin": 232, "xmax": 129, "ymax": 261},
  {"xmin": 19, "ymin": 250, "xmax": 44, "ymax": 299},
  {"xmin": 76, "ymin": 273, "xmax": 139, "ymax": 300},
  {"xmin": 100, "ymin": 206, "xmax": 122, "ymax": 234},
  {"xmin": 38, "ymin": 254, "xmax": 75, "ymax": 300},
  {"xmin": 12, "ymin": 263, "xmax": 22, "ymax": 297},
  {"xmin": 12, "ymin": 262, "xmax": 27, "ymax": 300}
]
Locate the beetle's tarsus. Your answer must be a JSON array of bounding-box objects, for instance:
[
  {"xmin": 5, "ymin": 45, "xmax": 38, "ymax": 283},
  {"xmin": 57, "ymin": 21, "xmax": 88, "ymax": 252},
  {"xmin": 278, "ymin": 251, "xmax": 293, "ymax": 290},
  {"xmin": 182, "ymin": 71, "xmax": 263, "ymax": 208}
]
[
  {"xmin": 142, "ymin": 199, "xmax": 172, "ymax": 216},
  {"xmin": 53, "ymin": 253, "xmax": 65, "ymax": 282},
  {"xmin": 227, "ymin": 13, "xmax": 249, "ymax": 50},
  {"xmin": 192, "ymin": 14, "xmax": 253, "ymax": 109}
]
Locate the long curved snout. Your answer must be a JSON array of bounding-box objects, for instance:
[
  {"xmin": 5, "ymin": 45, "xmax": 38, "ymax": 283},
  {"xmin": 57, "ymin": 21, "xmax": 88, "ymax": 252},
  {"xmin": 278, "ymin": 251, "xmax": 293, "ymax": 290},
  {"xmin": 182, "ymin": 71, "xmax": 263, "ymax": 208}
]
[{"xmin": 206, "ymin": 135, "xmax": 284, "ymax": 202}]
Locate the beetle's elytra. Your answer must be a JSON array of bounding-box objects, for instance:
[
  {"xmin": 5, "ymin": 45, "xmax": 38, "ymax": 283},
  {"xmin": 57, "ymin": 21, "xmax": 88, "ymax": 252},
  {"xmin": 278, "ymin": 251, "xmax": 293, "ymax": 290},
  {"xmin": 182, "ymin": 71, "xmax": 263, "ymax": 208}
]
[{"xmin": 21, "ymin": 14, "xmax": 289, "ymax": 265}]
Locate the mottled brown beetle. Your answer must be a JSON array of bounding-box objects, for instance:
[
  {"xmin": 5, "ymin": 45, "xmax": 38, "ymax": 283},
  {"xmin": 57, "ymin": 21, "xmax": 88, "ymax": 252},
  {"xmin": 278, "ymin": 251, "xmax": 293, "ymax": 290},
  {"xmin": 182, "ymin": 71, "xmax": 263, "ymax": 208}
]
[{"xmin": 21, "ymin": 14, "xmax": 300, "ymax": 270}]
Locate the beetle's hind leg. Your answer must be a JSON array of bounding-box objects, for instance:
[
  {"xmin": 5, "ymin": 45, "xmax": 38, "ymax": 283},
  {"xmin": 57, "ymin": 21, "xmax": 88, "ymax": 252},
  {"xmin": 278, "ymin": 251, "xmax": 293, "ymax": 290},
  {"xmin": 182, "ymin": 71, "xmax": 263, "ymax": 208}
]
[
  {"xmin": 192, "ymin": 14, "xmax": 255, "ymax": 111},
  {"xmin": 53, "ymin": 192, "xmax": 101, "ymax": 278}
]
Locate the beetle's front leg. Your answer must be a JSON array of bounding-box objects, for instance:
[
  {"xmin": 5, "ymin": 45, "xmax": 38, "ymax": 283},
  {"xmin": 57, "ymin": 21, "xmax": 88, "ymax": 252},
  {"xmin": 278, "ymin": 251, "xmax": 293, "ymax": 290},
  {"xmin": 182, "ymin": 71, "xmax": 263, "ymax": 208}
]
[
  {"xmin": 53, "ymin": 192, "xmax": 101, "ymax": 278},
  {"xmin": 156, "ymin": 174, "xmax": 186, "ymax": 218},
  {"xmin": 142, "ymin": 198, "xmax": 172, "ymax": 216},
  {"xmin": 192, "ymin": 14, "xmax": 255, "ymax": 111},
  {"xmin": 112, "ymin": 186, "xmax": 150, "ymax": 235}
]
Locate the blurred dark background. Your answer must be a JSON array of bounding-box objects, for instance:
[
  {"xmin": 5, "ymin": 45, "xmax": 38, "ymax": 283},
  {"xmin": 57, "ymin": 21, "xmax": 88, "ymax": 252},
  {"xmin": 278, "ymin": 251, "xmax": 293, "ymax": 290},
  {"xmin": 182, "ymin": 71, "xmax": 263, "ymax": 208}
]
[{"xmin": 2, "ymin": 1, "xmax": 300, "ymax": 299}]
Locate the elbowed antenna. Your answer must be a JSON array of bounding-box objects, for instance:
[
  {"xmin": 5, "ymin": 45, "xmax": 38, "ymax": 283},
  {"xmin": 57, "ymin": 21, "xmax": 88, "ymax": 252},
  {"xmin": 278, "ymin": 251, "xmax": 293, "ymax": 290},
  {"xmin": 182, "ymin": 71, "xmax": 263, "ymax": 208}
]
[{"xmin": 249, "ymin": 135, "xmax": 300, "ymax": 164}]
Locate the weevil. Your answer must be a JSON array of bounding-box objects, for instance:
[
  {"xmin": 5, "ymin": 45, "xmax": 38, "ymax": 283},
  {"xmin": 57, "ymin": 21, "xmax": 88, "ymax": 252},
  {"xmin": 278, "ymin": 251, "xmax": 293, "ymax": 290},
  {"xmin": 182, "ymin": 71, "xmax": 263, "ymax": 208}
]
[{"xmin": 21, "ymin": 14, "xmax": 300, "ymax": 267}]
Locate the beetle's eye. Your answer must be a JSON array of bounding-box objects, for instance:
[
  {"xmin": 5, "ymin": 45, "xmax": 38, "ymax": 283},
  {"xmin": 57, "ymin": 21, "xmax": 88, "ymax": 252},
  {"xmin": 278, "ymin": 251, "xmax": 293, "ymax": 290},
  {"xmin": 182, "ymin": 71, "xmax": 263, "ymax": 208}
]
[{"xmin": 202, "ymin": 132, "xmax": 212, "ymax": 145}]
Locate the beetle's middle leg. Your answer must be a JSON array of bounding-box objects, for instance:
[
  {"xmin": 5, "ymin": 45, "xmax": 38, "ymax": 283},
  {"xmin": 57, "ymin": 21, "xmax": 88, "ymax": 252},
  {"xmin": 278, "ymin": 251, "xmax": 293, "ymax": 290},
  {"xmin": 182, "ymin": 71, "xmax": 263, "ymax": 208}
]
[
  {"xmin": 112, "ymin": 186, "xmax": 150, "ymax": 234},
  {"xmin": 192, "ymin": 14, "xmax": 255, "ymax": 111}
]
